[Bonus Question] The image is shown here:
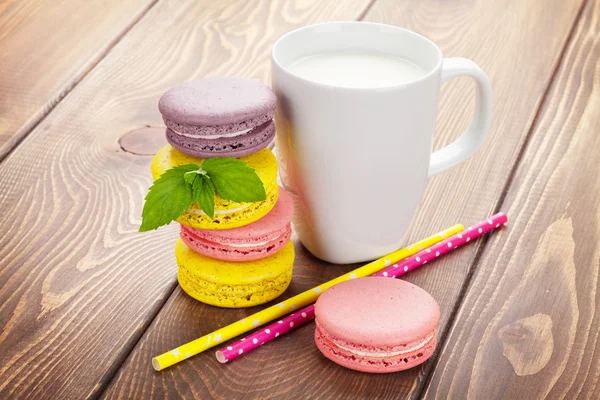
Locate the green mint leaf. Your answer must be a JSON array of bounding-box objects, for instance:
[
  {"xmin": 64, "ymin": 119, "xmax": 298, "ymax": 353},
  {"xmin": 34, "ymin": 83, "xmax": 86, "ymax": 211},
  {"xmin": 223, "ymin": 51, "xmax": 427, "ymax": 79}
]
[
  {"xmin": 184, "ymin": 168, "xmax": 207, "ymax": 185},
  {"xmin": 202, "ymin": 158, "xmax": 267, "ymax": 203},
  {"xmin": 184, "ymin": 172, "xmax": 197, "ymax": 185},
  {"xmin": 139, "ymin": 164, "xmax": 199, "ymax": 232},
  {"xmin": 192, "ymin": 175, "xmax": 215, "ymax": 219}
]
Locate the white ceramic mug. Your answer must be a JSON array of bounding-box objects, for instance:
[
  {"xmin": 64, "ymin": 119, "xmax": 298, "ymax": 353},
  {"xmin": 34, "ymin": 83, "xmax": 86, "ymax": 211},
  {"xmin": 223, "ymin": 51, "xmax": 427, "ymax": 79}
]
[{"xmin": 271, "ymin": 22, "xmax": 492, "ymax": 264}]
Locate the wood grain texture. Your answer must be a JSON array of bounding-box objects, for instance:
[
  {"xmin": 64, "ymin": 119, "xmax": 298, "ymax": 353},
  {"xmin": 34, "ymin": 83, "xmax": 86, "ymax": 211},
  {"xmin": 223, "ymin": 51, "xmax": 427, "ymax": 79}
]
[
  {"xmin": 0, "ymin": 0, "xmax": 158, "ymax": 160},
  {"xmin": 102, "ymin": 0, "xmax": 585, "ymax": 399},
  {"xmin": 424, "ymin": 0, "xmax": 600, "ymax": 398},
  {"xmin": 0, "ymin": 0, "xmax": 372, "ymax": 399}
]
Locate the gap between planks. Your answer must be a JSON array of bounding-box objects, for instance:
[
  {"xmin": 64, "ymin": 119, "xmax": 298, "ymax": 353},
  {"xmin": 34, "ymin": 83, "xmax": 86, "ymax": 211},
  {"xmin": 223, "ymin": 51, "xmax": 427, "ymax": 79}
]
[
  {"xmin": 415, "ymin": 0, "xmax": 591, "ymax": 398},
  {"xmin": 5, "ymin": 2, "xmax": 165, "ymax": 397},
  {"xmin": 0, "ymin": 0, "xmax": 161, "ymax": 164}
]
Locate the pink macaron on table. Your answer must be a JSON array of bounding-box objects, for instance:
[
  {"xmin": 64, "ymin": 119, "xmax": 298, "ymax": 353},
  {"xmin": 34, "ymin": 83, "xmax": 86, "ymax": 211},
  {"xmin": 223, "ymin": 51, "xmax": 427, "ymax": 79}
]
[{"xmin": 314, "ymin": 277, "xmax": 439, "ymax": 373}]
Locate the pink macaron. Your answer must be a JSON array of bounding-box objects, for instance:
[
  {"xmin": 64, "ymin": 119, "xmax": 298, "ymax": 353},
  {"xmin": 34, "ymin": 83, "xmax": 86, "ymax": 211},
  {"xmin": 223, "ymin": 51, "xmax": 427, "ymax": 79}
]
[
  {"xmin": 314, "ymin": 277, "xmax": 439, "ymax": 373},
  {"xmin": 180, "ymin": 187, "xmax": 293, "ymax": 261}
]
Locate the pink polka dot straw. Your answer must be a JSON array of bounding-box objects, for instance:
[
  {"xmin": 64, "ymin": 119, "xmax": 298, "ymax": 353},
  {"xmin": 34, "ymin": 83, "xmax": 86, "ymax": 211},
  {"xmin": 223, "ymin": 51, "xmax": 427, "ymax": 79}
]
[
  {"xmin": 216, "ymin": 212, "xmax": 508, "ymax": 363},
  {"xmin": 215, "ymin": 308, "xmax": 316, "ymax": 363}
]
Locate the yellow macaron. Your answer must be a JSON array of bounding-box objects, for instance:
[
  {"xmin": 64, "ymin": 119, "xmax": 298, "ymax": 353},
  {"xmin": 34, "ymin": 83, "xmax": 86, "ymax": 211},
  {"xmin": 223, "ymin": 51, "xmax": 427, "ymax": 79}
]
[
  {"xmin": 151, "ymin": 145, "xmax": 278, "ymax": 229},
  {"xmin": 175, "ymin": 238, "xmax": 294, "ymax": 308}
]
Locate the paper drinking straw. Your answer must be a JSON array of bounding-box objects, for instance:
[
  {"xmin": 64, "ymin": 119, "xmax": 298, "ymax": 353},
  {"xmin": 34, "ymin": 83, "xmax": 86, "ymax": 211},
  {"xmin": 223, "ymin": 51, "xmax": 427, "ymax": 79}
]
[
  {"xmin": 216, "ymin": 212, "xmax": 507, "ymax": 363},
  {"xmin": 216, "ymin": 306, "xmax": 316, "ymax": 363},
  {"xmin": 372, "ymin": 212, "xmax": 507, "ymax": 278},
  {"xmin": 152, "ymin": 224, "xmax": 463, "ymax": 371}
]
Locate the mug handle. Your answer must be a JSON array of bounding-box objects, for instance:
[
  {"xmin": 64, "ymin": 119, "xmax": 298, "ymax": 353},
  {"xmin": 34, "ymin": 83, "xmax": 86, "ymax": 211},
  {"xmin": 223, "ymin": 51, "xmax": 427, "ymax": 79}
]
[{"xmin": 428, "ymin": 57, "xmax": 493, "ymax": 176}]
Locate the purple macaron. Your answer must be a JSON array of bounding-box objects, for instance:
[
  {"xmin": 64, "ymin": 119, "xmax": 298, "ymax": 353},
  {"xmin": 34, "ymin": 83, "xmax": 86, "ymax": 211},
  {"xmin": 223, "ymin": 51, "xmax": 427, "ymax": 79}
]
[{"xmin": 158, "ymin": 77, "xmax": 277, "ymax": 158}]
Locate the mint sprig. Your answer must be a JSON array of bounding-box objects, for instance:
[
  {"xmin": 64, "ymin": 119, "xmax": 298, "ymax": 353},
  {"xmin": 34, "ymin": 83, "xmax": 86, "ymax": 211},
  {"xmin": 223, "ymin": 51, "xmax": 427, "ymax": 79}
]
[
  {"xmin": 192, "ymin": 175, "xmax": 215, "ymax": 219},
  {"xmin": 202, "ymin": 158, "xmax": 266, "ymax": 202},
  {"xmin": 139, "ymin": 158, "xmax": 266, "ymax": 232}
]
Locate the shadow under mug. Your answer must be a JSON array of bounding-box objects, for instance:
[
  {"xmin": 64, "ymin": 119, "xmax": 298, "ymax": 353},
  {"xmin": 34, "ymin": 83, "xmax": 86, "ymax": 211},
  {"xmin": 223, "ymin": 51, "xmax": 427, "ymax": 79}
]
[{"xmin": 272, "ymin": 22, "xmax": 492, "ymax": 264}]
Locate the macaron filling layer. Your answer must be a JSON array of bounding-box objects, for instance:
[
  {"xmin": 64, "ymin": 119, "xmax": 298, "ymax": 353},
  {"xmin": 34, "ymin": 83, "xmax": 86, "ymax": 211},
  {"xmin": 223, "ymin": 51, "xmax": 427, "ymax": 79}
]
[
  {"xmin": 316, "ymin": 319, "xmax": 435, "ymax": 356},
  {"xmin": 165, "ymin": 120, "xmax": 275, "ymax": 158},
  {"xmin": 315, "ymin": 326, "xmax": 437, "ymax": 370},
  {"xmin": 223, "ymin": 240, "xmax": 273, "ymax": 248},
  {"xmin": 332, "ymin": 332, "xmax": 435, "ymax": 357},
  {"xmin": 182, "ymin": 224, "xmax": 290, "ymax": 248},
  {"xmin": 186, "ymin": 204, "xmax": 252, "ymax": 216},
  {"xmin": 164, "ymin": 109, "xmax": 274, "ymax": 136},
  {"xmin": 176, "ymin": 186, "xmax": 277, "ymax": 230},
  {"xmin": 172, "ymin": 127, "xmax": 253, "ymax": 139},
  {"xmin": 181, "ymin": 224, "xmax": 291, "ymax": 260}
]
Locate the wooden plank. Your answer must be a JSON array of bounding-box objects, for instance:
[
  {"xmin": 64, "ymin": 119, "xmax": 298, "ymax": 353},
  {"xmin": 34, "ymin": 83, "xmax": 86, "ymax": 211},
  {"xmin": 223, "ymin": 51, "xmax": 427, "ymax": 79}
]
[
  {"xmin": 0, "ymin": 1, "xmax": 373, "ymax": 399},
  {"xmin": 0, "ymin": 0, "xmax": 157, "ymax": 160},
  {"xmin": 423, "ymin": 0, "xmax": 600, "ymax": 398},
  {"xmin": 102, "ymin": 0, "xmax": 585, "ymax": 399}
]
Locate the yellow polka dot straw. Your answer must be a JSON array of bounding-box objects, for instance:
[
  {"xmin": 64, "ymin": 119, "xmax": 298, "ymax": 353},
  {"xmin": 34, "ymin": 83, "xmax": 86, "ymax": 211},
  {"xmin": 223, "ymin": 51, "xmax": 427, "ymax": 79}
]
[{"xmin": 152, "ymin": 224, "xmax": 463, "ymax": 371}]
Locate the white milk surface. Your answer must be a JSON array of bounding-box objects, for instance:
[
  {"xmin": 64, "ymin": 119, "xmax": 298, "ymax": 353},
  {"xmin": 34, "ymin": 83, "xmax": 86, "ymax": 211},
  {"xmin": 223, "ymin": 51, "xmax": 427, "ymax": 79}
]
[{"xmin": 287, "ymin": 51, "xmax": 427, "ymax": 88}]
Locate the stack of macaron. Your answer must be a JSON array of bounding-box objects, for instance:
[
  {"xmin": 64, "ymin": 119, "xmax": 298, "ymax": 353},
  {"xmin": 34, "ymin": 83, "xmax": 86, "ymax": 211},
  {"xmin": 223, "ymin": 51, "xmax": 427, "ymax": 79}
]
[{"xmin": 152, "ymin": 77, "xmax": 295, "ymax": 308}]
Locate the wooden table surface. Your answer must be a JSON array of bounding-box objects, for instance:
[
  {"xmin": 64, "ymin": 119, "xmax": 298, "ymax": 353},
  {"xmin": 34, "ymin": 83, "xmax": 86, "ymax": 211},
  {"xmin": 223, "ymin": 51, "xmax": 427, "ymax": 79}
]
[{"xmin": 0, "ymin": 0, "xmax": 598, "ymax": 398}]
